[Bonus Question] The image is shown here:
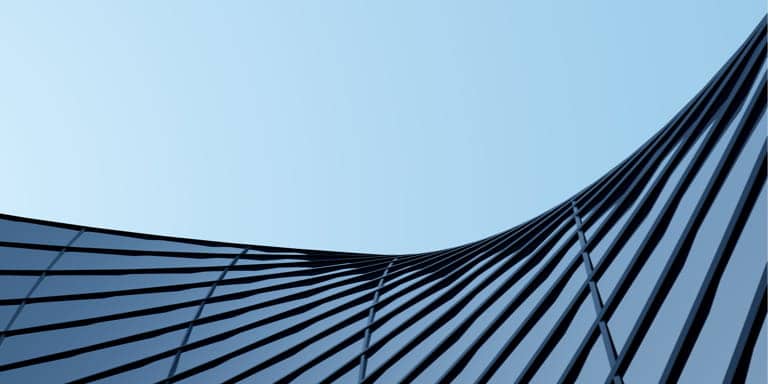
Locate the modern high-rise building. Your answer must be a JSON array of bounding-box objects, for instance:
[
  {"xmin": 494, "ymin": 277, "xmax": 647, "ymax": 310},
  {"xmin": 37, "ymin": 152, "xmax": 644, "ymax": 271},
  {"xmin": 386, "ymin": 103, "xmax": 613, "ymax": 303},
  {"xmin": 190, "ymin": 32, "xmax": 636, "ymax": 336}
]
[{"xmin": 0, "ymin": 17, "xmax": 766, "ymax": 384}]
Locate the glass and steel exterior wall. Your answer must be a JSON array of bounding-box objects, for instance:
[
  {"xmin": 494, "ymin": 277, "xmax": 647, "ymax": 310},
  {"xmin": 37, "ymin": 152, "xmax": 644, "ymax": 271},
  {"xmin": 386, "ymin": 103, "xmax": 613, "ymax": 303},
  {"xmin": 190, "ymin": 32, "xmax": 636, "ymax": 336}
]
[{"xmin": 0, "ymin": 18, "xmax": 766, "ymax": 384}]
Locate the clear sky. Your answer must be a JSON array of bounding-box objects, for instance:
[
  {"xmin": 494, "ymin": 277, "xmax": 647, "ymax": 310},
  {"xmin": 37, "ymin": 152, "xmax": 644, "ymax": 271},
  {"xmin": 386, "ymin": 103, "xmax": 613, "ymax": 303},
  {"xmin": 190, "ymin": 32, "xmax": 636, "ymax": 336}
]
[{"xmin": 0, "ymin": 1, "xmax": 764, "ymax": 253}]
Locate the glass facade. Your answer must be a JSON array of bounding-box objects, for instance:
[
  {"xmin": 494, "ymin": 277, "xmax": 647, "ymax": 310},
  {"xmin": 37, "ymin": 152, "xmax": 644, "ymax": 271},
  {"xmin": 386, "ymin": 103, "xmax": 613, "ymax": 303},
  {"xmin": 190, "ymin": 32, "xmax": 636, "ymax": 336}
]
[{"xmin": 0, "ymin": 17, "xmax": 766, "ymax": 384}]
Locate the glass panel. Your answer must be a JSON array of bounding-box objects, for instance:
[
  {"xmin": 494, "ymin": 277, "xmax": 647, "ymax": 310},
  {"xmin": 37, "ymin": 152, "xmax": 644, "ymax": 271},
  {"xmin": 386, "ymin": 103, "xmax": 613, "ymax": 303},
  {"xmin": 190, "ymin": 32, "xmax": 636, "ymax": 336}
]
[
  {"xmin": 176, "ymin": 297, "xmax": 369, "ymax": 382},
  {"xmin": 0, "ymin": 329, "xmax": 183, "ymax": 383},
  {"xmin": 586, "ymin": 134, "xmax": 679, "ymax": 268},
  {"xmin": 608, "ymin": 116, "xmax": 733, "ymax": 353},
  {"xmin": 29, "ymin": 271, "xmax": 222, "ymax": 298},
  {"xmin": 173, "ymin": 252, "xmax": 374, "ymax": 382},
  {"xmin": 0, "ymin": 247, "xmax": 59, "ymax": 269},
  {"xmin": 575, "ymin": 335, "xmax": 611, "ymax": 383},
  {"xmin": 53, "ymin": 251, "xmax": 236, "ymax": 269},
  {"xmin": 619, "ymin": 101, "xmax": 745, "ymax": 382},
  {"xmin": 745, "ymin": 320, "xmax": 767, "ymax": 384},
  {"xmin": 448, "ymin": 235, "xmax": 581, "ymax": 383},
  {"xmin": 0, "ymin": 219, "xmax": 79, "ymax": 246},
  {"xmin": 75, "ymin": 231, "xmax": 244, "ymax": 254},
  {"xmin": 487, "ymin": 243, "xmax": 586, "ymax": 382},
  {"xmin": 528, "ymin": 294, "xmax": 596, "ymax": 383},
  {"xmin": 0, "ymin": 306, "xmax": 196, "ymax": 364},
  {"xmin": 677, "ymin": 184, "xmax": 766, "ymax": 382},
  {"xmin": 367, "ymin": 251, "xmax": 512, "ymax": 382},
  {"xmin": 597, "ymin": 121, "xmax": 708, "ymax": 299},
  {"xmin": 14, "ymin": 287, "xmax": 209, "ymax": 329}
]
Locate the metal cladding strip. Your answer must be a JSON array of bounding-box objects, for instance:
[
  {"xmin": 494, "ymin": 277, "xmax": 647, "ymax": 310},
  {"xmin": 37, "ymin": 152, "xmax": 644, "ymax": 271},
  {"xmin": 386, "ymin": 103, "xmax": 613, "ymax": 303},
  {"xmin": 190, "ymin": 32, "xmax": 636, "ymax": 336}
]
[
  {"xmin": 0, "ymin": 229, "xmax": 83, "ymax": 347},
  {"xmin": 0, "ymin": 255, "xmax": 409, "ymax": 339},
  {"xmin": 390, "ymin": 230, "xmax": 581, "ymax": 383},
  {"xmin": 723, "ymin": 266, "xmax": 768, "ymax": 383},
  {"xmin": 574, "ymin": 61, "xmax": 709, "ymax": 216},
  {"xmin": 0, "ymin": 240, "xmax": 453, "ymax": 373},
  {"xmin": 605, "ymin": 71, "xmax": 767, "ymax": 383},
  {"xmin": 333, "ymin": 209, "xmax": 580, "ymax": 383},
  {"xmin": 357, "ymin": 257, "xmax": 397, "ymax": 383},
  {"xmin": 570, "ymin": 201, "xmax": 619, "ymax": 367},
  {"xmin": 585, "ymin": 36, "xmax": 760, "ymax": 260},
  {"xmin": 659, "ymin": 142, "xmax": 767, "ymax": 383},
  {"xmin": 0, "ymin": 253, "xmax": 406, "ymax": 277},
  {"xmin": 581, "ymin": 16, "xmax": 765, "ymax": 258},
  {"xmin": 0, "ymin": 246, "xmax": 420, "ymax": 276},
  {"xmin": 432, "ymin": 106, "xmax": 679, "ymax": 383},
  {"xmin": 436, "ymin": 236, "xmax": 583, "ymax": 384},
  {"xmin": 165, "ymin": 247, "xmax": 251, "ymax": 381},
  {"xmin": 0, "ymin": 253, "xmax": 402, "ymax": 306},
  {"xmin": 84, "ymin": 222, "xmax": 512, "ymax": 383},
  {"xmin": 474, "ymin": 110, "xmax": 684, "ymax": 379},
  {"xmin": 401, "ymin": 176, "xmax": 618, "ymax": 384},
  {"xmin": 0, "ymin": 261, "xmax": 380, "ymax": 276},
  {"xmin": 477, "ymin": 31, "xmax": 740, "ymax": 380},
  {"xmin": 0, "ymin": 239, "xmax": 377, "ymax": 262},
  {"xmin": 231, "ymin": 209, "xmax": 576, "ymax": 383},
  {"xmin": 554, "ymin": 22, "xmax": 767, "ymax": 383},
  {"xmin": 0, "ymin": 215, "xmax": 404, "ymax": 261},
  {"xmin": 471, "ymin": 237, "xmax": 584, "ymax": 384},
  {"xmin": 503, "ymin": 52, "xmax": 713, "ymax": 383},
  {"xmin": 200, "ymin": 240, "xmax": 507, "ymax": 383},
  {"xmin": 321, "ymin": 233, "xmax": 578, "ymax": 382},
  {"xmin": 552, "ymin": 36, "xmax": 760, "ymax": 382}
]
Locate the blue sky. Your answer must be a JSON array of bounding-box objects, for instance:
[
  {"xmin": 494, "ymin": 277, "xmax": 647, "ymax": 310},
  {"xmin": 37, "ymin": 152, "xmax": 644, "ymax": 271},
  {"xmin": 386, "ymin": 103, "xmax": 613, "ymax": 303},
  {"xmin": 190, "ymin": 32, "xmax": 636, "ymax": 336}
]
[{"xmin": 0, "ymin": 1, "xmax": 764, "ymax": 253}]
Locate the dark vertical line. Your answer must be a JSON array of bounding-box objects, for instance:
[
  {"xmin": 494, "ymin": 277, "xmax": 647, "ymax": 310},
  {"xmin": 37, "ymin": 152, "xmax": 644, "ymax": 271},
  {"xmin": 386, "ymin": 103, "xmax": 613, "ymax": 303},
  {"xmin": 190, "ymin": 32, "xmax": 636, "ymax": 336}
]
[
  {"xmin": 660, "ymin": 143, "xmax": 766, "ymax": 383},
  {"xmin": 357, "ymin": 257, "xmax": 397, "ymax": 383},
  {"xmin": 605, "ymin": 75, "xmax": 767, "ymax": 383},
  {"xmin": 0, "ymin": 229, "xmax": 84, "ymax": 347},
  {"xmin": 360, "ymin": 213, "xmax": 577, "ymax": 383},
  {"xmin": 723, "ymin": 266, "xmax": 767, "ymax": 383},
  {"xmin": 570, "ymin": 201, "xmax": 621, "ymax": 370},
  {"xmin": 309, "ymin": 207, "xmax": 571, "ymax": 384},
  {"xmin": 557, "ymin": 21, "xmax": 766, "ymax": 383},
  {"xmin": 165, "ymin": 247, "xmax": 250, "ymax": 381}
]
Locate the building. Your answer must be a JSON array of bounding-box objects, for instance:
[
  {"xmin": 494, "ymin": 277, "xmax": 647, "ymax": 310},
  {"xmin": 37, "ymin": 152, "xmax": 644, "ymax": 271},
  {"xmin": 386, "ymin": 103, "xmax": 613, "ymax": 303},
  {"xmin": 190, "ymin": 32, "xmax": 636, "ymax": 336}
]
[{"xmin": 0, "ymin": 17, "xmax": 765, "ymax": 384}]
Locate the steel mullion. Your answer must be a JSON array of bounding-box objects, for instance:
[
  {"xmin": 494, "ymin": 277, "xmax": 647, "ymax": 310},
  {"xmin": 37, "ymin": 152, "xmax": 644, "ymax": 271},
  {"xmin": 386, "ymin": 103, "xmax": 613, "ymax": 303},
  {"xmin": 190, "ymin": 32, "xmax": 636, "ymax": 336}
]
[
  {"xmin": 1, "ymin": 206, "xmax": 516, "ymax": 344},
  {"xmin": 604, "ymin": 75, "xmax": 767, "ymax": 382},
  {"xmin": 475, "ymin": 113, "xmax": 685, "ymax": 380},
  {"xmin": 468, "ymin": 132, "xmax": 676, "ymax": 383},
  {"xmin": 470, "ymin": 236, "xmax": 583, "ymax": 384},
  {"xmin": 357, "ymin": 257, "xmax": 397, "ymax": 383},
  {"xmin": 581, "ymin": 17, "xmax": 765, "ymax": 253},
  {"xmin": 397, "ymin": 222, "xmax": 582, "ymax": 383},
  {"xmin": 516, "ymin": 87, "xmax": 702, "ymax": 384},
  {"xmin": 0, "ymin": 244, "xmax": 446, "ymax": 373},
  {"xmin": 279, "ymin": 206, "xmax": 574, "ymax": 384},
  {"xmin": 723, "ymin": 266, "xmax": 767, "ymax": 383},
  {"xmin": 660, "ymin": 143, "xmax": 766, "ymax": 382},
  {"xmin": 0, "ymin": 214, "xmax": 407, "ymax": 260},
  {"xmin": 0, "ymin": 254, "xmax": 399, "ymax": 276},
  {"xmin": 570, "ymin": 200, "xmax": 619, "ymax": 368},
  {"xmin": 553, "ymin": 24, "xmax": 766, "ymax": 382},
  {"xmin": 158, "ymin": 220, "xmax": 515, "ymax": 383},
  {"xmin": 0, "ymin": 254, "xmax": 407, "ymax": 339},
  {"xmin": 0, "ymin": 254, "xmax": 401, "ymax": 306},
  {"xmin": 165, "ymin": 247, "xmax": 250, "ymax": 381},
  {"xmin": 207, "ymin": 228, "xmax": 511, "ymax": 384},
  {"xmin": 483, "ymin": 85, "xmax": 697, "ymax": 383},
  {"xmin": 0, "ymin": 229, "xmax": 83, "ymax": 348},
  {"xmin": 353, "ymin": 210, "xmax": 577, "ymax": 383}
]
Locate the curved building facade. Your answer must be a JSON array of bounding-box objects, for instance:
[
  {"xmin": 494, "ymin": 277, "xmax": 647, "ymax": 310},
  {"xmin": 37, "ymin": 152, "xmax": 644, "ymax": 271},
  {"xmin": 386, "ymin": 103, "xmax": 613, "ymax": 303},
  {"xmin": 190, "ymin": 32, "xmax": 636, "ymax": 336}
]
[{"xmin": 0, "ymin": 18, "xmax": 766, "ymax": 384}]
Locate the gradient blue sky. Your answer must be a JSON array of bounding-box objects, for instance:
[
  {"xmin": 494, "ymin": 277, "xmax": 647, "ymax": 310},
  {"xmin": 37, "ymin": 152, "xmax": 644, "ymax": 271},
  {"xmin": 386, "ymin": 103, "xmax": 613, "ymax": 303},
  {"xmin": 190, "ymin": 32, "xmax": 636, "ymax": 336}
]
[{"xmin": 0, "ymin": 1, "xmax": 764, "ymax": 253}]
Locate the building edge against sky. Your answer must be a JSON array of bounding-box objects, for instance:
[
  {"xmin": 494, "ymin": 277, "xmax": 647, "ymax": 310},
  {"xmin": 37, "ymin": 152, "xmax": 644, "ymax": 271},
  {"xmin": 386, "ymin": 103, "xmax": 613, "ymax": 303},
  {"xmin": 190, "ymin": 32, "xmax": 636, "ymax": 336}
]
[{"xmin": 0, "ymin": 16, "xmax": 766, "ymax": 384}]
